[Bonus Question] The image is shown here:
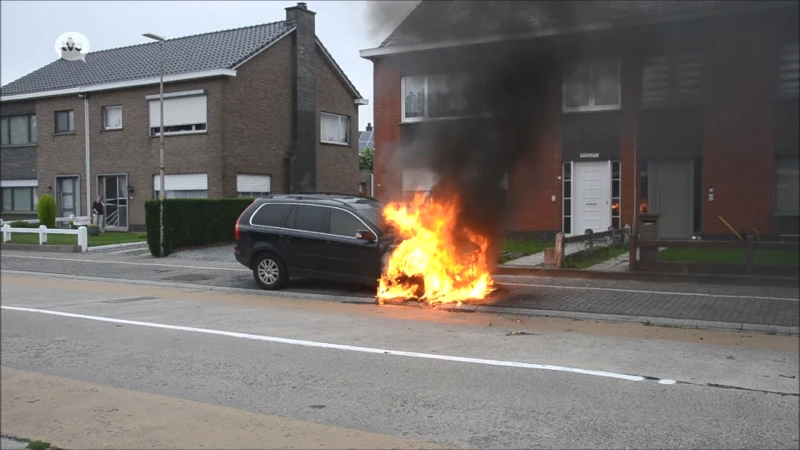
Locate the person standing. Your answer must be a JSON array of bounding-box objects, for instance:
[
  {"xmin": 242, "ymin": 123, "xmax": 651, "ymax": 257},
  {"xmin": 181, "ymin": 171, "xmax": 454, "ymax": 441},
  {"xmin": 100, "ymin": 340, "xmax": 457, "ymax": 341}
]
[{"xmin": 92, "ymin": 196, "xmax": 105, "ymax": 231}]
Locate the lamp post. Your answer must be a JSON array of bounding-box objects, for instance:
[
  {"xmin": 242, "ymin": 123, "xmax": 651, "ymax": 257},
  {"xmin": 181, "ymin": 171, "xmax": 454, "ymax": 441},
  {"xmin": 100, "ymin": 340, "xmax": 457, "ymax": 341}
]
[{"xmin": 143, "ymin": 32, "xmax": 166, "ymax": 256}]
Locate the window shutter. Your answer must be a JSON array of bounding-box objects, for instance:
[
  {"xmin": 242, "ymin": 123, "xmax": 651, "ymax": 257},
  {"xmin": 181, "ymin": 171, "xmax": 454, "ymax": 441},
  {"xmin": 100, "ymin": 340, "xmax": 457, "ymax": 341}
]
[
  {"xmin": 642, "ymin": 57, "xmax": 670, "ymax": 104},
  {"xmin": 673, "ymin": 54, "xmax": 702, "ymax": 102},
  {"xmin": 402, "ymin": 168, "xmax": 437, "ymax": 192},
  {"xmin": 779, "ymin": 43, "xmax": 800, "ymax": 98},
  {"xmin": 153, "ymin": 173, "xmax": 208, "ymax": 191},
  {"xmin": 237, "ymin": 174, "xmax": 271, "ymax": 192}
]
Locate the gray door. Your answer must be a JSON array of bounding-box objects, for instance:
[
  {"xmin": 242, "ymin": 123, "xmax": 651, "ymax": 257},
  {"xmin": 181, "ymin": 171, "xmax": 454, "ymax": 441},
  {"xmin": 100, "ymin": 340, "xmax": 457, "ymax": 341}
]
[
  {"xmin": 649, "ymin": 161, "xmax": 694, "ymax": 240},
  {"xmin": 56, "ymin": 176, "xmax": 79, "ymax": 219}
]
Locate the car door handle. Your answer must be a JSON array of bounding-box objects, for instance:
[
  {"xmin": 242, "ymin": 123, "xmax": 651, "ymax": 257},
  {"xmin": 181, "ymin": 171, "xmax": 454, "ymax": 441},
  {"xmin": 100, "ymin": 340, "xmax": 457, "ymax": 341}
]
[{"xmin": 278, "ymin": 235, "xmax": 291, "ymax": 241}]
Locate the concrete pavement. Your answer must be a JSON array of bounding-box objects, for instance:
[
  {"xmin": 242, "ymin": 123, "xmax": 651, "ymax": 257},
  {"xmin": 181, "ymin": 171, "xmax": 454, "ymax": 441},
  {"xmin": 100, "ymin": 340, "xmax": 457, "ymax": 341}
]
[
  {"xmin": 1, "ymin": 275, "xmax": 798, "ymax": 449},
  {"xmin": 2, "ymin": 250, "xmax": 798, "ymax": 330}
]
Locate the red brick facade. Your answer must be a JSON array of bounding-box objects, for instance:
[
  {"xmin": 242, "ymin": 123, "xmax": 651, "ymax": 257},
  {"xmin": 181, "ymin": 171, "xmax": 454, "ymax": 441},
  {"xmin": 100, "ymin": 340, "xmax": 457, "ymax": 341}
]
[{"xmin": 370, "ymin": 10, "xmax": 799, "ymax": 238}]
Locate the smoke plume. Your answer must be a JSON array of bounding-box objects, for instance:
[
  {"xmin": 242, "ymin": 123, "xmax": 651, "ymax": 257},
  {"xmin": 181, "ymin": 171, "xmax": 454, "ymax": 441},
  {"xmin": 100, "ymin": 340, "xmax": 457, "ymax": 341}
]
[{"xmin": 367, "ymin": 1, "xmax": 578, "ymax": 257}]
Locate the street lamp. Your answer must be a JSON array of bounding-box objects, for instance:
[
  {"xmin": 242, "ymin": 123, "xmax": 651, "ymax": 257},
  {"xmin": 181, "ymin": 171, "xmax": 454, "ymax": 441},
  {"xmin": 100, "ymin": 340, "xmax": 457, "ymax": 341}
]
[{"xmin": 143, "ymin": 32, "xmax": 166, "ymax": 256}]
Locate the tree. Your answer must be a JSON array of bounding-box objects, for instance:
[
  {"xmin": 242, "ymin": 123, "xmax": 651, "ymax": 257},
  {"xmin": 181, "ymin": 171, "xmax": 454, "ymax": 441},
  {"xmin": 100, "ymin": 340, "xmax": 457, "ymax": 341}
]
[{"xmin": 359, "ymin": 147, "xmax": 374, "ymax": 171}]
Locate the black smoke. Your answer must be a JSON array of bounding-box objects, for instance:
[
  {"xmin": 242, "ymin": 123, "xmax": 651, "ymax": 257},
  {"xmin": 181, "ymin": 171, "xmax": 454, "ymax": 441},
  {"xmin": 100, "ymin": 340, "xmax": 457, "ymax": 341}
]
[{"xmin": 367, "ymin": 1, "xmax": 578, "ymax": 262}]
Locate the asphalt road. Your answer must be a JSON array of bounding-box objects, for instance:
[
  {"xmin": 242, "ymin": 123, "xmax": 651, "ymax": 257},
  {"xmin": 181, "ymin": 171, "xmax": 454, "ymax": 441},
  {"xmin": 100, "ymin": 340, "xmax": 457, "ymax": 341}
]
[
  {"xmin": 1, "ymin": 275, "xmax": 798, "ymax": 449},
  {"xmin": 2, "ymin": 250, "xmax": 798, "ymax": 327}
]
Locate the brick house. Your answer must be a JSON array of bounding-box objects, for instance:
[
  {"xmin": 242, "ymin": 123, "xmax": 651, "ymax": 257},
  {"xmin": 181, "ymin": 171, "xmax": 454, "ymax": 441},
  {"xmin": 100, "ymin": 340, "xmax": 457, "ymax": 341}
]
[
  {"xmin": 361, "ymin": 0, "xmax": 799, "ymax": 240},
  {"xmin": 0, "ymin": 2, "xmax": 367, "ymax": 230}
]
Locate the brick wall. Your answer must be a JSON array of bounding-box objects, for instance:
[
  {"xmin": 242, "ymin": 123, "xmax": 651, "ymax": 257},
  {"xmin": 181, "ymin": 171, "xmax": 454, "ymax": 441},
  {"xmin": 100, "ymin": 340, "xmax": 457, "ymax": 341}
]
[
  {"xmin": 222, "ymin": 34, "xmax": 293, "ymax": 197},
  {"xmin": 315, "ymin": 50, "xmax": 359, "ymax": 194},
  {"xmin": 372, "ymin": 58, "xmax": 402, "ymax": 202},
  {"xmin": 701, "ymin": 17, "xmax": 779, "ymax": 235},
  {"xmin": 35, "ymin": 78, "xmax": 226, "ymax": 227}
]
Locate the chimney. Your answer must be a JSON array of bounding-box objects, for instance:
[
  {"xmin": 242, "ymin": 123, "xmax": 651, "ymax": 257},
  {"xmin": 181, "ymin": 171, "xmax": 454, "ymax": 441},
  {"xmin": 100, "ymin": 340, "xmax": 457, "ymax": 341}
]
[
  {"xmin": 285, "ymin": 2, "xmax": 317, "ymax": 193},
  {"xmin": 366, "ymin": 122, "xmax": 373, "ymax": 132}
]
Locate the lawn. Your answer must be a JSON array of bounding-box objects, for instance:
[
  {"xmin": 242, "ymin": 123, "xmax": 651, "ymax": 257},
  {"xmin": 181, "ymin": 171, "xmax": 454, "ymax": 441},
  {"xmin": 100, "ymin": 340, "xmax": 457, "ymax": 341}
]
[
  {"xmin": 7, "ymin": 231, "xmax": 147, "ymax": 247},
  {"xmin": 504, "ymin": 238, "xmax": 553, "ymax": 256},
  {"xmin": 659, "ymin": 248, "xmax": 799, "ymax": 267},
  {"xmin": 563, "ymin": 244, "xmax": 629, "ymax": 269}
]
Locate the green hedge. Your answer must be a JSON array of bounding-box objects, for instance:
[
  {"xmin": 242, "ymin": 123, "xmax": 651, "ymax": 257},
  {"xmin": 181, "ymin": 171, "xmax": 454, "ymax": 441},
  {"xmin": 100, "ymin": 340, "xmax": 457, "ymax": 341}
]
[
  {"xmin": 145, "ymin": 198, "xmax": 254, "ymax": 257},
  {"xmin": 37, "ymin": 194, "xmax": 57, "ymax": 228}
]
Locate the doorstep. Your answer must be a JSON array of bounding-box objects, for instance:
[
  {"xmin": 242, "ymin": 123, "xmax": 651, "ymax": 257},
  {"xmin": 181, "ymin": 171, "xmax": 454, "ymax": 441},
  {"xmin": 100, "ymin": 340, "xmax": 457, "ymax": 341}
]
[{"xmin": 1, "ymin": 243, "xmax": 82, "ymax": 253}]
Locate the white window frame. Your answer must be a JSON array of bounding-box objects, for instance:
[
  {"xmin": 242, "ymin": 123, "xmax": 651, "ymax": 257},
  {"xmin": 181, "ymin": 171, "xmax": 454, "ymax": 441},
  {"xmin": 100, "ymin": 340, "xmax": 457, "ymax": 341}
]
[
  {"xmin": 320, "ymin": 112, "xmax": 350, "ymax": 145},
  {"xmin": 102, "ymin": 105, "xmax": 123, "ymax": 130},
  {"xmin": 562, "ymin": 58, "xmax": 622, "ymax": 113},
  {"xmin": 237, "ymin": 174, "xmax": 271, "ymax": 198},
  {"xmin": 54, "ymin": 110, "xmax": 75, "ymax": 133},
  {"xmin": 152, "ymin": 173, "xmax": 208, "ymax": 199},
  {"xmin": 401, "ymin": 73, "xmax": 488, "ymax": 123},
  {"xmin": 0, "ymin": 181, "xmax": 38, "ymax": 212}
]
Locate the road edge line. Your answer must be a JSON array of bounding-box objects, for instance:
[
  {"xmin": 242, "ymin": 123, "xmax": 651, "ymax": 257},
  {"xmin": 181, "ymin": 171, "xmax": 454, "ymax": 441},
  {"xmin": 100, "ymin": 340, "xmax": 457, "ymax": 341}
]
[{"xmin": 3, "ymin": 269, "xmax": 796, "ymax": 336}]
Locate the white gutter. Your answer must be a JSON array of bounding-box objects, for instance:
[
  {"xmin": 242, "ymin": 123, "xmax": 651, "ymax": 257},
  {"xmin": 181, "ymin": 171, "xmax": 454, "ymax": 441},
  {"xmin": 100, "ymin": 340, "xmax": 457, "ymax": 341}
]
[
  {"xmin": 1, "ymin": 69, "xmax": 236, "ymax": 102},
  {"xmin": 83, "ymin": 94, "xmax": 91, "ymax": 217}
]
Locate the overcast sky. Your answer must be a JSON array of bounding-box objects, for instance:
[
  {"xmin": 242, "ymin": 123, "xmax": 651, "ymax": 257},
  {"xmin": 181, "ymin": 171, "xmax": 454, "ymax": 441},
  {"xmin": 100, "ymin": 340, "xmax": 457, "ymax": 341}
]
[{"xmin": 0, "ymin": 1, "xmax": 418, "ymax": 130}]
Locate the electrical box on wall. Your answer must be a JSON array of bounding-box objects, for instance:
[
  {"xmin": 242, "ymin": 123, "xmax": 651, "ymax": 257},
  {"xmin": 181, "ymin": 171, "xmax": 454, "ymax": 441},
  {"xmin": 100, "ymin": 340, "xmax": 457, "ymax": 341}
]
[{"xmin": 708, "ymin": 188, "xmax": 714, "ymax": 202}]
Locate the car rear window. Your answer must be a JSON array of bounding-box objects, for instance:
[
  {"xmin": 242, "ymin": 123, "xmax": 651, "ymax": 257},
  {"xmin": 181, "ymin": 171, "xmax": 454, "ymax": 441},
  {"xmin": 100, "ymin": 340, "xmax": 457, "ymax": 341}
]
[
  {"xmin": 292, "ymin": 205, "xmax": 329, "ymax": 234},
  {"xmin": 250, "ymin": 203, "xmax": 293, "ymax": 228}
]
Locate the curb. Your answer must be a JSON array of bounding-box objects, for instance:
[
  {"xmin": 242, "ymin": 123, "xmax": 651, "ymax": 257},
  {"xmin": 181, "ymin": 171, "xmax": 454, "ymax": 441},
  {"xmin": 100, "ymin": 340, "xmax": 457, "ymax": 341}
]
[
  {"xmin": 87, "ymin": 241, "xmax": 148, "ymax": 252},
  {"xmin": 3, "ymin": 269, "xmax": 796, "ymax": 336}
]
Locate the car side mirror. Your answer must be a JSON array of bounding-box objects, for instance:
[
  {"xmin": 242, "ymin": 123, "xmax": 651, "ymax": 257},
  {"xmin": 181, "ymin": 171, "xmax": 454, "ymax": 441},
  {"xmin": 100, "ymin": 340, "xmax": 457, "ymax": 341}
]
[{"xmin": 356, "ymin": 230, "xmax": 376, "ymax": 242}]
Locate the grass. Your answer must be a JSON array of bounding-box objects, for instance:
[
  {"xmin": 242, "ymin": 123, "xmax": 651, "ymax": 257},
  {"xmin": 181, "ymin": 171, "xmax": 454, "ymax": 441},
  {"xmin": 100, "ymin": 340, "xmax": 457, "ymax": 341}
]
[
  {"xmin": 504, "ymin": 238, "xmax": 553, "ymax": 256},
  {"xmin": 563, "ymin": 244, "xmax": 629, "ymax": 269},
  {"xmin": 7, "ymin": 231, "xmax": 147, "ymax": 247},
  {"xmin": 27, "ymin": 441, "xmax": 52, "ymax": 450},
  {"xmin": 659, "ymin": 248, "xmax": 799, "ymax": 267}
]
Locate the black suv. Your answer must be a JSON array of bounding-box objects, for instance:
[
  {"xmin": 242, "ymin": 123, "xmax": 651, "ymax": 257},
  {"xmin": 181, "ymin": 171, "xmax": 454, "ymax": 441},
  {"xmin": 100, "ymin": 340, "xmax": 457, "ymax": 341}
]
[{"xmin": 234, "ymin": 193, "xmax": 394, "ymax": 290}]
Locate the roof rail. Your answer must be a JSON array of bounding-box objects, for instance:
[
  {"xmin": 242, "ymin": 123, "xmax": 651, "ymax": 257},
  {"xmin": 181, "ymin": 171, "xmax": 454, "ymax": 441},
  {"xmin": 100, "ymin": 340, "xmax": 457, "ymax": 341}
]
[{"xmin": 294, "ymin": 191, "xmax": 381, "ymax": 202}]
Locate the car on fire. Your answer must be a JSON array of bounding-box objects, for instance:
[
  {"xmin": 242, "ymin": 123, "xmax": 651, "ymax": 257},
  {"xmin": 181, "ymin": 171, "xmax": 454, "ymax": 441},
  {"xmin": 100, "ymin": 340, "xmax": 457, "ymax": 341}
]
[{"xmin": 234, "ymin": 193, "xmax": 395, "ymax": 290}]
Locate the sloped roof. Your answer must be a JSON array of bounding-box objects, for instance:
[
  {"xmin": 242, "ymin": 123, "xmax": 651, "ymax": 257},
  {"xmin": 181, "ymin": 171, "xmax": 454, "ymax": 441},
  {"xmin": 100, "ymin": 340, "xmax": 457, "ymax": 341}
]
[
  {"xmin": 2, "ymin": 20, "xmax": 364, "ymax": 101},
  {"xmin": 358, "ymin": 129, "xmax": 374, "ymax": 149},
  {"xmin": 377, "ymin": 0, "xmax": 796, "ymax": 50}
]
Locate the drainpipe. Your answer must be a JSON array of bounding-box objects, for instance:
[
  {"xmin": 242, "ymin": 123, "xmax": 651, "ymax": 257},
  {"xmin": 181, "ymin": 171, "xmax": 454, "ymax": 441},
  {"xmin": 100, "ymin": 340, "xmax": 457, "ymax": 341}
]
[{"xmin": 79, "ymin": 93, "xmax": 91, "ymax": 218}]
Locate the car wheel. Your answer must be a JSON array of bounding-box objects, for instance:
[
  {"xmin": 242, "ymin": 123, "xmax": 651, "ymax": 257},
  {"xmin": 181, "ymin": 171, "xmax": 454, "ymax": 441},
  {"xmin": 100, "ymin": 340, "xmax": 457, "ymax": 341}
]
[{"xmin": 253, "ymin": 252, "xmax": 287, "ymax": 290}]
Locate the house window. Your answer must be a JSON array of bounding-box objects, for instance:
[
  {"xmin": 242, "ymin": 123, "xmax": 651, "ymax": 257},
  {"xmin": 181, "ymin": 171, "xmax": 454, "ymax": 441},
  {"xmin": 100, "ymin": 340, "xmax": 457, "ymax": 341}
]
[
  {"xmin": 103, "ymin": 105, "xmax": 123, "ymax": 130},
  {"xmin": 148, "ymin": 92, "xmax": 208, "ymax": 136},
  {"xmin": 563, "ymin": 59, "xmax": 621, "ymax": 112},
  {"xmin": 642, "ymin": 54, "xmax": 702, "ymax": 105},
  {"xmin": 775, "ymin": 155, "xmax": 799, "ymax": 216},
  {"xmin": 153, "ymin": 173, "xmax": 208, "ymax": 199},
  {"xmin": 237, "ymin": 174, "xmax": 271, "ymax": 198},
  {"xmin": 1, "ymin": 186, "xmax": 38, "ymax": 212},
  {"xmin": 320, "ymin": 113, "xmax": 350, "ymax": 145},
  {"xmin": 401, "ymin": 73, "xmax": 485, "ymax": 122},
  {"xmin": 778, "ymin": 42, "xmax": 799, "ymax": 98},
  {"xmin": 1, "ymin": 115, "xmax": 37, "ymax": 146},
  {"xmin": 562, "ymin": 162, "xmax": 572, "ymax": 234},
  {"xmin": 55, "ymin": 110, "xmax": 75, "ymax": 133}
]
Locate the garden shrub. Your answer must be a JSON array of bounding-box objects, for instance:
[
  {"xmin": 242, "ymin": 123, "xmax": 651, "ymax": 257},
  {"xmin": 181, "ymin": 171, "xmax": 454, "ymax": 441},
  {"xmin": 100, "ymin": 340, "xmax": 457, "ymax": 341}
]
[
  {"xmin": 145, "ymin": 198, "xmax": 254, "ymax": 257},
  {"xmin": 37, "ymin": 194, "xmax": 56, "ymax": 228}
]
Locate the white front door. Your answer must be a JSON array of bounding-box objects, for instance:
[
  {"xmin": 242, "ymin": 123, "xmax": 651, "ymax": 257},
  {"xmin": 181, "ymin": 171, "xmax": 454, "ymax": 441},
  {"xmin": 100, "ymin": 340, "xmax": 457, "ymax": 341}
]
[{"xmin": 572, "ymin": 161, "xmax": 611, "ymax": 234}]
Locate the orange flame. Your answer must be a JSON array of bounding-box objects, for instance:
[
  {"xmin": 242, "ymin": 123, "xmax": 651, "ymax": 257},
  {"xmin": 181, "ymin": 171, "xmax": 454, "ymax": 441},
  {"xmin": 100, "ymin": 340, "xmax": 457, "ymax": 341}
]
[{"xmin": 377, "ymin": 192, "xmax": 495, "ymax": 306}]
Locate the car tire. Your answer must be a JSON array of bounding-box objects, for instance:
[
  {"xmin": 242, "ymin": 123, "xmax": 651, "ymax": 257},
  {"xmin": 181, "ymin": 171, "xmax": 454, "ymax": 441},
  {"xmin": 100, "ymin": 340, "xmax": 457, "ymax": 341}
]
[{"xmin": 253, "ymin": 252, "xmax": 287, "ymax": 290}]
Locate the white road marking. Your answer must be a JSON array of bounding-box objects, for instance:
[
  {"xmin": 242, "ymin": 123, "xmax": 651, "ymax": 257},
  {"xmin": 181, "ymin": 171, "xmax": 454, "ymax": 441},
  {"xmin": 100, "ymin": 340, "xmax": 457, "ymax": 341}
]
[
  {"xmin": 1, "ymin": 305, "xmax": 652, "ymax": 384},
  {"xmin": 2, "ymin": 254, "xmax": 797, "ymax": 302}
]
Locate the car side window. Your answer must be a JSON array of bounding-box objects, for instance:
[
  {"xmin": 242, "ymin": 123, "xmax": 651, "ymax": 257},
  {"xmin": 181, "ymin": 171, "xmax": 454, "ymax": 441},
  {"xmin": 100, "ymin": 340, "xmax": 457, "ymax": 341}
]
[
  {"xmin": 330, "ymin": 208, "xmax": 365, "ymax": 237},
  {"xmin": 294, "ymin": 205, "xmax": 329, "ymax": 234},
  {"xmin": 250, "ymin": 204, "xmax": 293, "ymax": 227}
]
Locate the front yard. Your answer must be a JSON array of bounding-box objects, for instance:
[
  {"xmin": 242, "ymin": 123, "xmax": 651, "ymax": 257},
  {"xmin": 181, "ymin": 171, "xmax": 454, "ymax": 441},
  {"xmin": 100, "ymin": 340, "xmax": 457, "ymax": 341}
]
[{"xmin": 7, "ymin": 231, "xmax": 147, "ymax": 247}]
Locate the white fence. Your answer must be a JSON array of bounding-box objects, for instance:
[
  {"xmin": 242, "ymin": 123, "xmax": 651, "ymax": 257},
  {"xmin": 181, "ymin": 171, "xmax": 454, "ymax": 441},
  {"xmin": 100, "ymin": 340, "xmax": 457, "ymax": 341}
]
[
  {"xmin": 0, "ymin": 214, "xmax": 90, "ymax": 227},
  {"xmin": 2, "ymin": 224, "xmax": 88, "ymax": 252}
]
